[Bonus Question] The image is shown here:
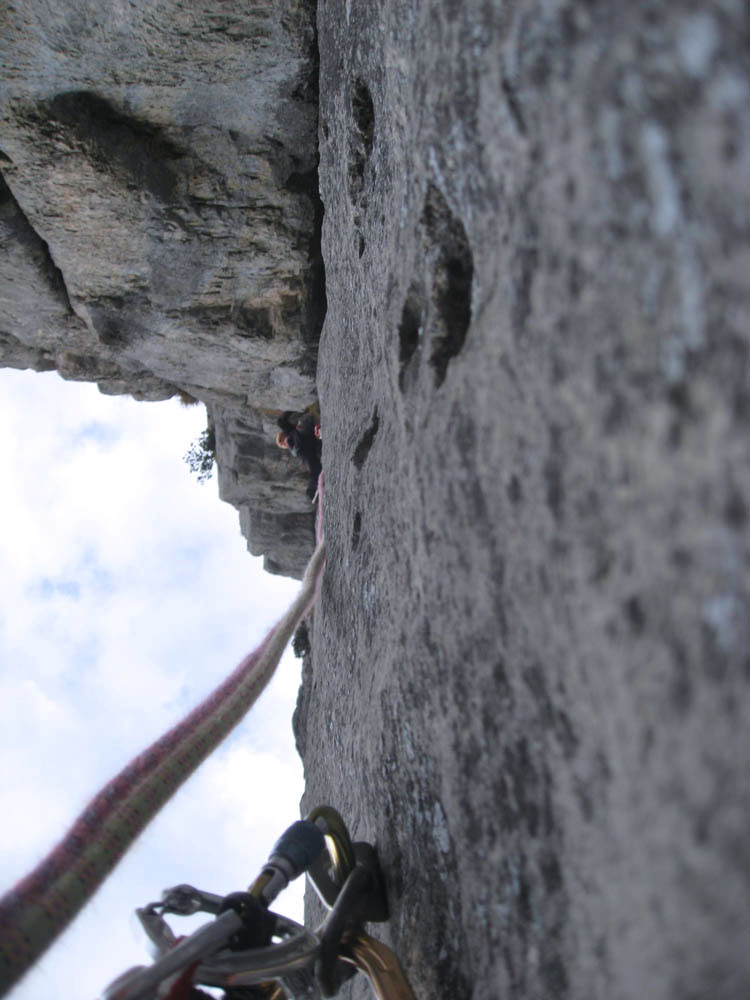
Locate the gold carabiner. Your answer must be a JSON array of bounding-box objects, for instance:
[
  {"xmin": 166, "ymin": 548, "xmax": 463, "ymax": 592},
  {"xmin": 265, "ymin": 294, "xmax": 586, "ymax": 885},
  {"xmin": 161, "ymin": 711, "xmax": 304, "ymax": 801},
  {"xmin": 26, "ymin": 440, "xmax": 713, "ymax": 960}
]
[
  {"xmin": 306, "ymin": 805, "xmax": 357, "ymax": 886},
  {"xmin": 339, "ymin": 930, "xmax": 417, "ymax": 1000},
  {"xmin": 260, "ymin": 808, "xmax": 416, "ymax": 1000}
]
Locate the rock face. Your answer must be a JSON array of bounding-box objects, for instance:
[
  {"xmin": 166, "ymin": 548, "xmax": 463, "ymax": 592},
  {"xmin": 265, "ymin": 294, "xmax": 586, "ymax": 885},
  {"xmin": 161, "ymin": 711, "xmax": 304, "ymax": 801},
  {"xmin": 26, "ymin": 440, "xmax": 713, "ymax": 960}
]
[
  {"xmin": 0, "ymin": 0, "xmax": 323, "ymax": 577},
  {"xmin": 2, "ymin": 1, "xmax": 750, "ymax": 997},
  {"xmin": 298, "ymin": 1, "xmax": 750, "ymax": 999}
]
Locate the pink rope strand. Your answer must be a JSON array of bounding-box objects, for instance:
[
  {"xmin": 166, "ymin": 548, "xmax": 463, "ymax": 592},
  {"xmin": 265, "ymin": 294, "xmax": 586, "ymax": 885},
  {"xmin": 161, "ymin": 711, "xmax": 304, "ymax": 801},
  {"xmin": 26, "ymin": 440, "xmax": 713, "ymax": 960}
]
[{"xmin": 0, "ymin": 531, "xmax": 326, "ymax": 997}]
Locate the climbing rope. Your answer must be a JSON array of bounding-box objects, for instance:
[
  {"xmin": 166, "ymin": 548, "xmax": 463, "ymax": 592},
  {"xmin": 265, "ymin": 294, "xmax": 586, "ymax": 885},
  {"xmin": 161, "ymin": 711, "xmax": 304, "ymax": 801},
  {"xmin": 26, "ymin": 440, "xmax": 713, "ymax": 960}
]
[{"xmin": 0, "ymin": 533, "xmax": 326, "ymax": 997}]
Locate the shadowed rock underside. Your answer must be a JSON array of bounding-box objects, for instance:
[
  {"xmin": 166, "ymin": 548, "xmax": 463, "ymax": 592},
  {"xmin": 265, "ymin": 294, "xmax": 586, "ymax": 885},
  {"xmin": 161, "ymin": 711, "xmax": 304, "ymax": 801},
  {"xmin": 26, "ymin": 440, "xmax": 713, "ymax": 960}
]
[{"xmin": 0, "ymin": 0, "xmax": 325, "ymax": 577}]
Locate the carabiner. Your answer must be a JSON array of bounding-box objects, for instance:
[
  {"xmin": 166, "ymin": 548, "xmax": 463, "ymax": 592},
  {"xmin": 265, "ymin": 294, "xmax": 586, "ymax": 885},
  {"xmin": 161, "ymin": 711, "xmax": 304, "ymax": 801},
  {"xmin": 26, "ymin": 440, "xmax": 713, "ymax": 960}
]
[
  {"xmin": 306, "ymin": 806, "xmax": 357, "ymax": 906},
  {"xmin": 340, "ymin": 931, "xmax": 417, "ymax": 1000}
]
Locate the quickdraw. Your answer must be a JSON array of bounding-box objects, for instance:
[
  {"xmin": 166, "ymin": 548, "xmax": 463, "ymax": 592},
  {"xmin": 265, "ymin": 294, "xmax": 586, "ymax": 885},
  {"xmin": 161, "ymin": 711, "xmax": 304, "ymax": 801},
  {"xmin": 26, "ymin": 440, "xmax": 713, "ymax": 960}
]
[
  {"xmin": 0, "ymin": 537, "xmax": 326, "ymax": 997},
  {"xmin": 101, "ymin": 807, "xmax": 415, "ymax": 1000}
]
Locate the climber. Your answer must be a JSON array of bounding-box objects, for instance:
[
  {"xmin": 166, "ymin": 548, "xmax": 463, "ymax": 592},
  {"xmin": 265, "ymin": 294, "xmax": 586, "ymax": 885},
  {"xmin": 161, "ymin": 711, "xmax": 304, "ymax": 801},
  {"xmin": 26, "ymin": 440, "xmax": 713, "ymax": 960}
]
[{"xmin": 276, "ymin": 409, "xmax": 322, "ymax": 501}]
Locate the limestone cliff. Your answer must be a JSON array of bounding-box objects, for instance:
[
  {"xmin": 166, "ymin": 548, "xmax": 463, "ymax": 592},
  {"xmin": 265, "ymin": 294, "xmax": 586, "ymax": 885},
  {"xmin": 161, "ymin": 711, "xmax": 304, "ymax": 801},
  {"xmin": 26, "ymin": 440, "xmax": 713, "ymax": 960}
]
[
  {"xmin": 3, "ymin": 2, "xmax": 750, "ymax": 999},
  {"xmin": 0, "ymin": 0, "xmax": 323, "ymax": 577}
]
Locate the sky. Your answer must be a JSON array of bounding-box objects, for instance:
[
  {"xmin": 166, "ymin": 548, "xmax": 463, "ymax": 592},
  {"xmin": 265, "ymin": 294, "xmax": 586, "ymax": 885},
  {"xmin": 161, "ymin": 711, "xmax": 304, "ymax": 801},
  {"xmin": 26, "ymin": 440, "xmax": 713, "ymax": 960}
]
[{"xmin": 0, "ymin": 367, "xmax": 308, "ymax": 999}]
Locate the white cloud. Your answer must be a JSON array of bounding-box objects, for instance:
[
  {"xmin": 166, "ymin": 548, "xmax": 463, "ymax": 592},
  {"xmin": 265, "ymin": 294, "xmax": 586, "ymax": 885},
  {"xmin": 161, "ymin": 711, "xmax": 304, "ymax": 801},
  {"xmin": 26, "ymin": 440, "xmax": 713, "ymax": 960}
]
[{"xmin": 0, "ymin": 368, "xmax": 308, "ymax": 999}]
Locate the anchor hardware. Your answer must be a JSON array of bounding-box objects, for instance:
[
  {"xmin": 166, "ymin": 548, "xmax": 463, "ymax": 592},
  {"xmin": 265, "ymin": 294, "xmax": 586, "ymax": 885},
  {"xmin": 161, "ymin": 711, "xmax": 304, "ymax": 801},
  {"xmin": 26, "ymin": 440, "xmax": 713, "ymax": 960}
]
[{"xmin": 101, "ymin": 807, "xmax": 415, "ymax": 1000}]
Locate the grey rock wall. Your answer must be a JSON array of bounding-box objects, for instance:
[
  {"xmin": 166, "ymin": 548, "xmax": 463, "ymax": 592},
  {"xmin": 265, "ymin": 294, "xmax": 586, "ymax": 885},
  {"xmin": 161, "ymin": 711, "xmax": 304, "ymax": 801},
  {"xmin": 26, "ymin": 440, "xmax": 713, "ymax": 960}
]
[
  {"xmin": 0, "ymin": 0, "xmax": 323, "ymax": 576},
  {"xmin": 2, "ymin": 0, "xmax": 749, "ymax": 996},
  {"xmin": 299, "ymin": 1, "xmax": 750, "ymax": 998}
]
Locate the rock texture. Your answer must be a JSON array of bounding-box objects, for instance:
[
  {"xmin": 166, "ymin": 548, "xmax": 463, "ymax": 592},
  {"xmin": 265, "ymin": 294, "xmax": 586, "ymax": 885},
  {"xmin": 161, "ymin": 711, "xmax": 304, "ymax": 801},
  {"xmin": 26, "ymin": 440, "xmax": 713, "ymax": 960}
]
[
  {"xmin": 0, "ymin": 0, "xmax": 323, "ymax": 577},
  {"xmin": 298, "ymin": 1, "xmax": 750, "ymax": 999},
  {"xmin": 2, "ymin": 1, "xmax": 750, "ymax": 997}
]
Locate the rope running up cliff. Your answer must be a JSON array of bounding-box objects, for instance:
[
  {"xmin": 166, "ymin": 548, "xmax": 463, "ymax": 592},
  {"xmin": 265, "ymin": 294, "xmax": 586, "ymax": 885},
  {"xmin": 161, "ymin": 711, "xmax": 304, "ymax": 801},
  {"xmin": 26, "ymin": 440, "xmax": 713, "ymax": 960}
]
[{"xmin": 0, "ymin": 492, "xmax": 326, "ymax": 997}]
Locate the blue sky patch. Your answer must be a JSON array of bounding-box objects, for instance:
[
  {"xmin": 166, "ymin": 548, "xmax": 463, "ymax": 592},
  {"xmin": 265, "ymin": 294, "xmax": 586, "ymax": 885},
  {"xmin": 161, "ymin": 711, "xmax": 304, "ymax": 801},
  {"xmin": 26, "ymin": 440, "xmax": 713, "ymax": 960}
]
[
  {"xmin": 35, "ymin": 577, "xmax": 82, "ymax": 600},
  {"xmin": 73, "ymin": 422, "xmax": 121, "ymax": 448}
]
